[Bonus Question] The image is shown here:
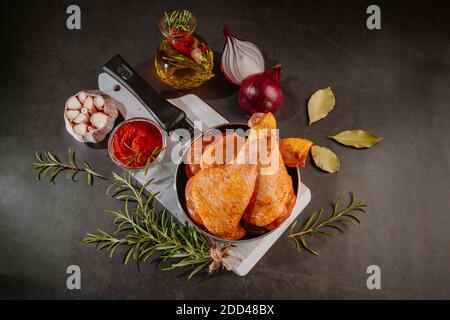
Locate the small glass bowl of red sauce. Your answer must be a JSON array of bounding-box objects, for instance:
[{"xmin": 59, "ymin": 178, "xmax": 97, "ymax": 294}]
[{"xmin": 108, "ymin": 118, "xmax": 166, "ymax": 171}]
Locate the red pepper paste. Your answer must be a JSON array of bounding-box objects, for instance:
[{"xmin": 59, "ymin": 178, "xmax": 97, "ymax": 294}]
[{"xmin": 112, "ymin": 120, "xmax": 163, "ymax": 168}]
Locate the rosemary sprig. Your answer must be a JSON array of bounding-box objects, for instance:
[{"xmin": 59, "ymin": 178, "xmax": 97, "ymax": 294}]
[
  {"xmin": 33, "ymin": 148, "xmax": 106, "ymax": 186},
  {"xmin": 121, "ymin": 143, "xmax": 166, "ymax": 176},
  {"xmin": 164, "ymin": 9, "xmax": 192, "ymax": 35},
  {"xmin": 289, "ymin": 192, "xmax": 367, "ymax": 255},
  {"xmin": 120, "ymin": 142, "xmax": 142, "ymax": 165},
  {"xmin": 144, "ymin": 146, "xmax": 166, "ymax": 176},
  {"xmin": 84, "ymin": 171, "xmax": 232, "ymax": 279}
]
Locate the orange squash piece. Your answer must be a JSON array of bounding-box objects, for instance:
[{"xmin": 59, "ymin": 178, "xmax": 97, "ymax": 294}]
[{"xmin": 279, "ymin": 138, "xmax": 314, "ymax": 167}]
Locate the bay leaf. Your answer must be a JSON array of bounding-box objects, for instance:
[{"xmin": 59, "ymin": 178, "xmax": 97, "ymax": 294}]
[
  {"xmin": 308, "ymin": 87, "xmax": 336, "ymax": 125},
  {"xmin": 329, "ymin": 130, "xmax": 383, "ymax": 148},
  {"xmin": 311, "ymin": 145, "xmax": 340, "ymax": 173}
]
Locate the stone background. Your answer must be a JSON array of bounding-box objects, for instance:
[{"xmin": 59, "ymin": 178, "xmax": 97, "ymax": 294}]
[{"xmin": 1, "ymin": 0, "xmax": 449, "ymax": 299}]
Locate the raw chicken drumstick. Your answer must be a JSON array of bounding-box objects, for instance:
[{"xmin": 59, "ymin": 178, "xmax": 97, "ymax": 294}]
[
  {"xmin": 242, "ymin": 113, "xmax": 297, "ymax": 229},
  {"xmin": 185, "ymin": 135, "xmax": 257, "ymax": 240}
]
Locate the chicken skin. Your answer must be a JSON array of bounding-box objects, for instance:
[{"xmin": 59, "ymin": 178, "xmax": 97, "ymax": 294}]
[
  {"xmin": 242, "ymin": 113, "xmax": 296, "ymax": 228},
  {"xmin": 242, "ymin": 150, "xmax": 295, "ymax": 227},
  {"xmin": 185, "ymin": 162, "xmax": 257, "ymax": 240}
]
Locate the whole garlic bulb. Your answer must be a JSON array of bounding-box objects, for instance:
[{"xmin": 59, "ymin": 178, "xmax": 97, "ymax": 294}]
[{"xmin": 64, "ymin": 90, "xmax": 126, "ymax": 143}]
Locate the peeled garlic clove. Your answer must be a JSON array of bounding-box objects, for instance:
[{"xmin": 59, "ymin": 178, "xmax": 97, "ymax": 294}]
[
  {"xmin": 94, "ymin": 96, "xmax": 105, "ymax": 109},
  {"xmin": 66, "ymin": 96, "xmax": 82, "ymax": 110},
  {"xmin": 66, "ymin": 110, "xmax": 80, "ymax": 121},
  {"xmin": 90, "ymin": 112, "xmax": 108, "ymax": 129},
  {"xmin": 73, "ymin": 112, "xmax": 90, "ymax": 124},
  {"xmin": 87, "ymin": 103, "xmax": 97, "ymax": 113},
  {"xmin": 191, "ymin": 48, "xmax": 203, "ymax": 65},
  {"xmin": 83, "ymin": 96, "xmax": 94, "ymax": 109},
  {"xmin": 80, "ymin": 107, "xmax": 89, "ymax": 114},
  {"xmin": 77, "ymin": 91, "xmax": 87, "ymax": 103},
  {"xmin": 73, "ymin": 123, "xmax": 88, "ymax": 136}
]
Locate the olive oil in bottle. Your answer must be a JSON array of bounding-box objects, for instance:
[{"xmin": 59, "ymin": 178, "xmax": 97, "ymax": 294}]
[{"xmin": 154, "ymin": 10, "xmax": 214, "ymax": 90}]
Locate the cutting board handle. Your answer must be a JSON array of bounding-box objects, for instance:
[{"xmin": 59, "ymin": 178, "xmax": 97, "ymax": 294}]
[{"xmin": 103, "ymin": 55, "xmax": 187, "ymax": 132}]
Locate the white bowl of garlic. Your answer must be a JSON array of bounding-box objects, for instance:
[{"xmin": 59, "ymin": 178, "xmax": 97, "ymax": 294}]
[{"xmin": 64, "ymin": 90, "xmax": 125, "ymax": 143}]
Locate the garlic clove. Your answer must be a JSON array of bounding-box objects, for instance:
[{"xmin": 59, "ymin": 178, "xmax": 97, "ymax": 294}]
[
  {"xmin": 65, "ymin": 90, "xmax": 126, "ymax": 143},
  {"xmin": 66, "ymin": 96, "xmax": 82, "ymax": 110},
  {"xmin": 90, "ymin": 112, "xmax": 108, "ymax": 129},
  {"xmin": 66, "ymin": 110, "xmax": 80, "ymax": 121},
  {"xmin": 73, "ymin": 112, "xmax": 90, "ymax": 124},
  {"xmin": 77, "ymin": 91, "xmax": 87, "ymax": 103},
  {"xmin": 73, "ymin": 123, "xmax": 88, "ymax": 136},
  {"xmin": 83, "ymin": 96, "xmax": 94, "ymax": 110},
  {"xmin": 94, "ymin": 96, "xmax": 105, "ymax": 109},
  {"xmin": 80, "ymin": 107, "xmax": 89, "ymax": 114},
  {"xmin": 85, "ymin": 103, "xmax": 96, "ymax": 114},
  {"xmin": 191, "ymin": 48, "xmax": 203, "ymax": 65}
]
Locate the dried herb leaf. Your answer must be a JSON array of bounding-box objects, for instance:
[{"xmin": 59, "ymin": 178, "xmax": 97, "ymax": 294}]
[
  {"xmin": 329, "ymin": 130, "xmax": 383, "ymax": 148},
  {"xmin": 311, "ymin": 145, "xmax": 340, "ymax": 173},
  {"xmin": 308, "ymin": 87, "xmax": 336, "ymax": 125}
]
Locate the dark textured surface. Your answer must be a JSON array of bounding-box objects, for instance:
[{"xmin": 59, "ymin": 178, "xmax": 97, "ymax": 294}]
[{"xmin": 1, "ymin": 0, "xmax": 449, "ymax": 299}]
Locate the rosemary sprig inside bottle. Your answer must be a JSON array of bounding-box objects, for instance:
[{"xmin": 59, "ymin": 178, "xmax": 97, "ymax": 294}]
[
  {"xmin": 33, "ymin": 148, "xmax": 106, "ymax": 186},
  {"xmin": 289, "ymin": 193, "xmax": 367, "ymax": 255},
  {"xmin": 164, "ymin": 9, "xmax": 192, "ymax": 35},
  {"xmin": 84, "ymin": 171, "xmax": 233, "ymax": 279}
]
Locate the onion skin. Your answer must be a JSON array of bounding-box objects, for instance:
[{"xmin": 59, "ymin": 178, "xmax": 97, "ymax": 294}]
[
  {"xmin": 221, "ymin": 26, "xmax": 265, "ymax": 86},
  {"xmin": 238, "ymin": 64, "xmax": 283, "ymax": 114}
]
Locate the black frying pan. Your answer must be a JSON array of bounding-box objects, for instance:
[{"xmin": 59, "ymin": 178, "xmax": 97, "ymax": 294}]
[
  {"xmin": 173, "ymin": 123, "xmax": 300, "ymax": 242},
  {"xmin": 103, "ymin": 55, "xmax": 300, "ymax": 243}
]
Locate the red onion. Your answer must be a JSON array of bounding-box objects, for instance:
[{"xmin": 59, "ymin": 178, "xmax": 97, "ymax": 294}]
[
  {"xmin": 221, "ymin": 26, "xmax": 265, "ymax": 85},
  {"xmin": 238, "ymin": 64, "xmax": 284, "ymax": 114}
]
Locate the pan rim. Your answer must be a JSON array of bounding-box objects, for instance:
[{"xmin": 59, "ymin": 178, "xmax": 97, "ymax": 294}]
[{"xmin": 173, "ymin": 122, "xmax": 301, "ymax": 243}]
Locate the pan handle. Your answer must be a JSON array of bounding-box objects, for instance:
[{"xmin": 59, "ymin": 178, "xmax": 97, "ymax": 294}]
[{"xmin": 103, "ymin": 55, "xmax": 187, "ymax": 132}]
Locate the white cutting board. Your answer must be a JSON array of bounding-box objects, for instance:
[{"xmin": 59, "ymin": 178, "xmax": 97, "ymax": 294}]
[{"xmin": 98, "ymin": 73, "xmax": 311, "ymax": 276}]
